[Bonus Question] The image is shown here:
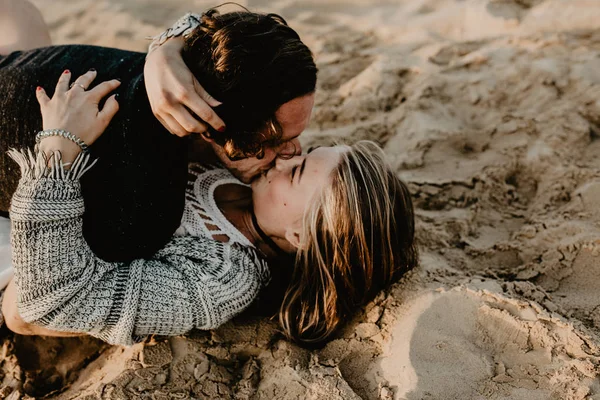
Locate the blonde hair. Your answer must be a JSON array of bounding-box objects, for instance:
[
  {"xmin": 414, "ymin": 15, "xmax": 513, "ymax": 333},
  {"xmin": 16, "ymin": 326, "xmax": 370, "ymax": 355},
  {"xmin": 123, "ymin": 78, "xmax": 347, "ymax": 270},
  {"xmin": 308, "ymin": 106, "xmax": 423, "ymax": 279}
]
[{"xmin": 279, "ymin": 141, "xmax": 418, "ymax": 344}]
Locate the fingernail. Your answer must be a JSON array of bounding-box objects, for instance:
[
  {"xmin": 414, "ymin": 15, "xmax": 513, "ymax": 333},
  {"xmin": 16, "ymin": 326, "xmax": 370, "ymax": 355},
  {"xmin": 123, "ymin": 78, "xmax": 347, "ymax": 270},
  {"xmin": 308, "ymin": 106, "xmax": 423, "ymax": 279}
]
[
  {"xmin": 218, "ymin": 126, "xmax": 226, "ymax": 133},
  {"xmin": 36, "ymin": 86, "xmax": 42, "ymax": 91},
  {"xmin": 89, "ymin": 68, "xmax": 96, "ymax": 72},
  {"xmin": 64, "ymin": 69, "xmax": 70, "ymax": 74}
]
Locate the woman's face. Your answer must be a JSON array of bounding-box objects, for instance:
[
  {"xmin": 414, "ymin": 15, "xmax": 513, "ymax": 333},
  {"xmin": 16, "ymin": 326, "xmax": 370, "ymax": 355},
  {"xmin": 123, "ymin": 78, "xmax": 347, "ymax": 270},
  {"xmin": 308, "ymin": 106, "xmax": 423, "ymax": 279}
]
[{"xmin": 251, "ymin": 146, "xmax": 349, "ymax": 249}]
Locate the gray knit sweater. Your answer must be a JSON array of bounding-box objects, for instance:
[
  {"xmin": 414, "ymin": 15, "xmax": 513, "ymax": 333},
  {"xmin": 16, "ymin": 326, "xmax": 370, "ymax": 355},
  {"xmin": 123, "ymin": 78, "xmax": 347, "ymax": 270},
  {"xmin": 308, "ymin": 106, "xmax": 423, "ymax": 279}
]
[{"xmin": 8, "ymin": 149, "xmax": 270, "ymax": 346}]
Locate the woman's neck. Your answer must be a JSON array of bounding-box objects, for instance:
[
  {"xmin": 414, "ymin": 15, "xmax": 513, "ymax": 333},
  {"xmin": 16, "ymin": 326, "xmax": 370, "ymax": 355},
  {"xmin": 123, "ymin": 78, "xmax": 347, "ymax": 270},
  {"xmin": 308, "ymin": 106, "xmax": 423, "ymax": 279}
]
[
  {"xmin": 240, "ymin": 209, "xmax": 288, "ymax": 259},
  {"xmin": 215, "ymin": 185, "xmax": 284, "ymax": 259}
]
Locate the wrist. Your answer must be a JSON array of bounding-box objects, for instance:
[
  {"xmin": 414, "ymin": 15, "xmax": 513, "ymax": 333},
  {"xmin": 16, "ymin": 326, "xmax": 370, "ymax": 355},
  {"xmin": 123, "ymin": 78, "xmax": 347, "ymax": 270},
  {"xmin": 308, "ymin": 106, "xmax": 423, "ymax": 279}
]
[
  {"xmin": 161, "ymin": 35, "xmax": 185, "ymax": 52},
  {"xmin": 146, "ymin": 12, "xmax": 198, "ymax": 57},
  {"xmin": 38, "ymin": 136, "xmax": 82, "ymax": 164},
  {"xmin": 146, "ymin": 36, "xmax": 183, "ymax": 63}
]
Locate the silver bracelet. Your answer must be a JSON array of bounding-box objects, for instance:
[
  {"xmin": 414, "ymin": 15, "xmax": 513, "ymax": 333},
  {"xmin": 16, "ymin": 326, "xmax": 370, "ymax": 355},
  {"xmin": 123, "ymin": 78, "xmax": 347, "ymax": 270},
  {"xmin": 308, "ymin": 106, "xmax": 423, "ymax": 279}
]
[
  {"xmin": 147, "ymin": 12, "xmax": 202, "ymax": 54},
  {"xmin": 35, "ymin": 129, "xmax": 89, "ymax": 153}
]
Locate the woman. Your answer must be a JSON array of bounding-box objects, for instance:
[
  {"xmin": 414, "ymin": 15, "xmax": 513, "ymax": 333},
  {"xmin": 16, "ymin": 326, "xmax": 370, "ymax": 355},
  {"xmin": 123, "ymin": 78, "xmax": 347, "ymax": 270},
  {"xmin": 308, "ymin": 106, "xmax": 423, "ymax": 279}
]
[{"xmin": 4, "ymin": 66, "xmax": 417, "ymax": 345}]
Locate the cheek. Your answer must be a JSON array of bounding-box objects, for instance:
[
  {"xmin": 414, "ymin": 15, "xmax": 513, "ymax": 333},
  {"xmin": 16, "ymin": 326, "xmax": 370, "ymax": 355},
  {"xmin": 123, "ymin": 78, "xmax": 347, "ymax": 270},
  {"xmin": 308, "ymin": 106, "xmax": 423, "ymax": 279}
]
[
  {"xmin": 267, "ymin": 177, "xmax": 288, "ymax": 207},
  {"xmin": 254, "ymin": 176, "xmax": 285, "ymax": 211}
]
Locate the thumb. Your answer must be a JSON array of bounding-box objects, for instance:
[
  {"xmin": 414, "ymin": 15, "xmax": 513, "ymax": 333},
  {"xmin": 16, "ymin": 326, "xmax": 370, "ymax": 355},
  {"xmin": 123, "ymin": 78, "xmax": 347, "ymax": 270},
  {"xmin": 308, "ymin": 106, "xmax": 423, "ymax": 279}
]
[
  {"xmin": 193, "ymin": 78, "xmax": 222, "ymax": 107},
  {"xmin": 98, "ymin": 94, "xmax": 120, "ymax": 124}
]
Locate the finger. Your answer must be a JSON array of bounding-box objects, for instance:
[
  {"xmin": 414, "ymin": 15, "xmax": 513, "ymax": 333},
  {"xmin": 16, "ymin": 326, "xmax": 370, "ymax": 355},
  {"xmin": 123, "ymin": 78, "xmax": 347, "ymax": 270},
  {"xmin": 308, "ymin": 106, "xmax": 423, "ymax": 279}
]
[
  {"xmin": 171, "ymin": 104, "xmax": 209, "ymax": 134},
  {"xmin": 98, "ymin": 94, "xmax": 120, "ymax": 123},
  {"xmin": 155, "ymin": 113, "xmax": 189, "ymax": 138},
  {"xmin": 73, "ymin": 69, "xmax": 98, "ymax": 90},
  {"xmin": 55, "ymin": 69, "xmax": 72, "ymax": 94},
  {"xmin": 35, "ymin": 86, "xmax": 50, "ymax": 107},
  {"xmin": 88, "ymin": 79, "xmax": 121, "ymax": 103},
  {"xmin": 162, "ymin": 113, "xmax": 190, "ymax": 137},
  {"xmin": 181, "ymin": 80, "xmax": 225, "ymax": 132},
  {"xmin": 183, "ymin": 94, "xmax": 226, "ymax": 133},
  {"xmin": 193, "ymin": 78, "xmax": 222, "ymax": 107}
]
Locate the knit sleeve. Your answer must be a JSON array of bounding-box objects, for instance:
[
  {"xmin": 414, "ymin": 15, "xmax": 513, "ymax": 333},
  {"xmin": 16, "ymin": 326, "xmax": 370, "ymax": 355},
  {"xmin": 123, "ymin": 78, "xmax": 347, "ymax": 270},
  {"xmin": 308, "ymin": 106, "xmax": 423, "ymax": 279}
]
[{"xmin": 7, "ymin": 149, "xmax": 271, "ymax": 346}]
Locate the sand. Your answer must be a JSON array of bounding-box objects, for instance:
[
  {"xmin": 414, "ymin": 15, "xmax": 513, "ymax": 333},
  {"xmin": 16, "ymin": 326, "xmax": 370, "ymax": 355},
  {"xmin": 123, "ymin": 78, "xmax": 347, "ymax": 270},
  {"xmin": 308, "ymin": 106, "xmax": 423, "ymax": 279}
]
[{"xmin": 1, "ymin": 0, "xmax": 600, "ymax": 399}]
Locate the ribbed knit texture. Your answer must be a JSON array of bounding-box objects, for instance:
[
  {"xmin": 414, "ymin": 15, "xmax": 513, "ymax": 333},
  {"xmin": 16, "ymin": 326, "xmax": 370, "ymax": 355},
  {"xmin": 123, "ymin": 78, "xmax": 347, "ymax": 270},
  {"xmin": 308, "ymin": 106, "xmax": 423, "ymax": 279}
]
[{"xmin": 8, "ymin": 149, "xmax": 271, "ymax": 346}]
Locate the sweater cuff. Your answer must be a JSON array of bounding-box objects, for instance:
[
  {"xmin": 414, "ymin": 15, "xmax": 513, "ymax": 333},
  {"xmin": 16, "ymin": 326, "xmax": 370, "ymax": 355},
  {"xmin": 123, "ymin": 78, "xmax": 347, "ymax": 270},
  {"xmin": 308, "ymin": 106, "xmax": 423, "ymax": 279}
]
[{"xmin": 7, "ymin": 148, "xmax": 97, "ymax": 220}]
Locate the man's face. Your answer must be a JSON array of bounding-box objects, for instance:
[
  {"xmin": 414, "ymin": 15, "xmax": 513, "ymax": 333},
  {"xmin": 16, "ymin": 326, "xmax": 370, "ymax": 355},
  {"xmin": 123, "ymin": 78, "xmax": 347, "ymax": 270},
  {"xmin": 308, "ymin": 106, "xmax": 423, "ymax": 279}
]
[{"xmin": 210, "ymin": 93, "xmax": 316, "ymax": 184}]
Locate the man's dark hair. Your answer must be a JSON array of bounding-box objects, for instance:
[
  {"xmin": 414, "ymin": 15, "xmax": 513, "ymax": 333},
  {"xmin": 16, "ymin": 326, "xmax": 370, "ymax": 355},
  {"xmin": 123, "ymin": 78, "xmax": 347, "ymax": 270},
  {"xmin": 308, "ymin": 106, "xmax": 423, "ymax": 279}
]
[{"xmin": 182, "ymin": 9, "xmax": 318, "ymax": 160}]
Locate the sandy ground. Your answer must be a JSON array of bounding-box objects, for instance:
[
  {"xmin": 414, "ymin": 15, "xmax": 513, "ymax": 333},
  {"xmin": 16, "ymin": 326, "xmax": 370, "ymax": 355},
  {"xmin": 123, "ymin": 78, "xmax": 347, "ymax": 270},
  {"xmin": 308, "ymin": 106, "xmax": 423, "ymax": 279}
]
[{"xmin": 1, "ymin": 0, "xmax": 600, "ymax": 399}]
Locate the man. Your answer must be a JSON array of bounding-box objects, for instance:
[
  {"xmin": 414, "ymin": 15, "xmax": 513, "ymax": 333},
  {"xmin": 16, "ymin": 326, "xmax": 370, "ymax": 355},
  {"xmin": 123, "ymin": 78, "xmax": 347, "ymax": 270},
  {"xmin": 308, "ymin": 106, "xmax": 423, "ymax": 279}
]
[{"xmin": 0, "ymin": 3, "xmax": 317, "ymax": 262}]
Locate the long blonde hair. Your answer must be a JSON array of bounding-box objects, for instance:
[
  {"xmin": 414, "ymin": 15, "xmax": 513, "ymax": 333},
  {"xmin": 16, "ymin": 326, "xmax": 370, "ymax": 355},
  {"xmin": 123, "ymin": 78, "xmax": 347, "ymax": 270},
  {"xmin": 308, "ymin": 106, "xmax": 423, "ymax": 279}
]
[{"xmin": 279, "ymin": 141, "xmax": 418, "ymax": 344}]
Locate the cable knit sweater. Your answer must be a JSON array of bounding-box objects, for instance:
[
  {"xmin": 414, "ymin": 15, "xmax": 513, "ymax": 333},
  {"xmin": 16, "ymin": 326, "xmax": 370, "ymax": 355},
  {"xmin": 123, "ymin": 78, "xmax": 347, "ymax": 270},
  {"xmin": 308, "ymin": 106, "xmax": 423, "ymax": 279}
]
[{"xmin": 8, "ymin": 149, "xmax": 270, "ymax": 346}]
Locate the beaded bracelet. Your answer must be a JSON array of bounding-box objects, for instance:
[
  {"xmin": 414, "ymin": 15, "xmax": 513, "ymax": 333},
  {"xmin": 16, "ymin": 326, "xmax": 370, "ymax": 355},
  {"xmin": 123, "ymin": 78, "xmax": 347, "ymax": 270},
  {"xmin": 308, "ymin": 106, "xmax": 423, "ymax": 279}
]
[{"xmin": 35, "ymin": 129, "xmax": 89, "ymax": 153}]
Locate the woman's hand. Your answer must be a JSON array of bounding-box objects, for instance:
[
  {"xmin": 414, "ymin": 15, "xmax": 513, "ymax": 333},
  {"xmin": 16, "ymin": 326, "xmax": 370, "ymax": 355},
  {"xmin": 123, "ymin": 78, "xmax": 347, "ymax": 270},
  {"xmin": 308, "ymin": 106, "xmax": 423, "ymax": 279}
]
[
  {"xmin": 36, "ymin": 69, "xmax": 120, "ymax": 162},
  {"xmin": 144, "ymin": 36, "xmax": 225, "ymax": 137}
]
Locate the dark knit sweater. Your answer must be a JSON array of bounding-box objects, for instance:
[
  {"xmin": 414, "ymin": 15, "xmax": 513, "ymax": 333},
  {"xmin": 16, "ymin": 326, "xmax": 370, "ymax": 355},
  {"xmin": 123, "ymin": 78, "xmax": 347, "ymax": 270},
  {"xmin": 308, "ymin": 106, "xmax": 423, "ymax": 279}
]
[{"xmin": 0, "ymin": 45, "xmax": 188, "ymax": 262}]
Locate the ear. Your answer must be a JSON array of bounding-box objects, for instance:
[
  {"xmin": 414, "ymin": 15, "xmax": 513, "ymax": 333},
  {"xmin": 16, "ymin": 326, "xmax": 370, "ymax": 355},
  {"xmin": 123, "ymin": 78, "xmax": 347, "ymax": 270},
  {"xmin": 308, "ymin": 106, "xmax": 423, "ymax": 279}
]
[
  {"xmin": 200, "ymin": 132, "xmax": 215, "ymax": 143},
  {"xmin": 284, "ymin": 223, "xmax": 302, "ymax": 250}
]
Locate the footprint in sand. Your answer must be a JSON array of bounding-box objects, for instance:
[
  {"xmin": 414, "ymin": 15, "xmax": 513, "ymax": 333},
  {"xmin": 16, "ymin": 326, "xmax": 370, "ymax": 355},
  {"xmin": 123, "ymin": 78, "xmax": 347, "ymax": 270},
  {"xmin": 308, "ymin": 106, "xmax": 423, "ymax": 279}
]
[{"xmin": 368, "ymin": 287, "xmax": 599, "ymax": 400}]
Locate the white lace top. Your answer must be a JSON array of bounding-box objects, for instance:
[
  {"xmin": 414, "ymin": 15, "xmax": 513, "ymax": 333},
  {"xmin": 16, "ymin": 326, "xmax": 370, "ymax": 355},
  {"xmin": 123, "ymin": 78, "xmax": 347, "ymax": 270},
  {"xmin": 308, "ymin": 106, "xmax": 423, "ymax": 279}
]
[{"xmin": 174, "ymin": 163, "xmax": 253, "ymax": 248}]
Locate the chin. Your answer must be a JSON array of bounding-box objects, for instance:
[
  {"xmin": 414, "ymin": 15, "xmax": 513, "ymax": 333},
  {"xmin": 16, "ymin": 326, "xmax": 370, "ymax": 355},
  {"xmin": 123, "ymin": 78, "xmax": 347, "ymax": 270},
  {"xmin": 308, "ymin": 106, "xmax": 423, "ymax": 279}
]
[
  {"xmin": 244, "ymin": 167, "xmax": 270, "ymax": 185},
  {"xmin": 250, "ymin": 172, "xmax": 265, "ymax": 189},
  {"xmin": 227, "ymin": 167, "xmax": 252, "ymax": 184},
  {"xmin": 237, "ymin": 175, "xmax": 251, "ymax": 184}
]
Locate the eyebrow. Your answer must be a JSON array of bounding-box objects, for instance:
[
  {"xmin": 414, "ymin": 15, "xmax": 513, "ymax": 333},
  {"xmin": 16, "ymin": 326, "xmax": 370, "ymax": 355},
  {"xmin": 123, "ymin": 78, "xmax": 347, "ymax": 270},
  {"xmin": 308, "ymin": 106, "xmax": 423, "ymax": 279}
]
[
  {"xmin": 298, "ymin": 146, "xmax": 321, "ymax": 183},
  {"xmin": 298, "ymin": 157, "xmax": 307, "ymax": 183},
  {"xmin": 297, "ymin": 146, "xmax": 319, "ymax": 184}
]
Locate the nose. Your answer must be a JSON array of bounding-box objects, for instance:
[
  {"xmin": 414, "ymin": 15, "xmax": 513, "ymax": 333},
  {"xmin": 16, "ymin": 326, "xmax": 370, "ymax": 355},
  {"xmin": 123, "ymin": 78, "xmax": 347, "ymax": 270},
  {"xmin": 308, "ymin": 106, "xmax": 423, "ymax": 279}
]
[
  {"xmin": 274, "ymin": 156, "xmax": 286, "ymax": 171},
  {"xmin": 274, "ymin": 153, "xmax": 300, "ymax": 171}
]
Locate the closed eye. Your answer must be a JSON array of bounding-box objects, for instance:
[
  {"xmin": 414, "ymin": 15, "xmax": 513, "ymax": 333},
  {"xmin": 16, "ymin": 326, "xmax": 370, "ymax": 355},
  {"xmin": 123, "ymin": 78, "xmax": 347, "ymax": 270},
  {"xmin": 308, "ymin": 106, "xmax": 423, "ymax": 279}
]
[{"xmin": 291, "ymin": 165, "xmax": 298, "ymax": 183}]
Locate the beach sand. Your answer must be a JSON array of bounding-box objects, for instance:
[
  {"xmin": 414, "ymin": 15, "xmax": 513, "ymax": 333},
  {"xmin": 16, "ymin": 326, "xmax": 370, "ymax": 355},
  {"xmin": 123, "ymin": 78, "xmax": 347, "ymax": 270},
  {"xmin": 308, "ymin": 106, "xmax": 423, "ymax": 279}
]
[{"xmin": 1, "ymin": 0, "xmax": 600, "ymax": 398}]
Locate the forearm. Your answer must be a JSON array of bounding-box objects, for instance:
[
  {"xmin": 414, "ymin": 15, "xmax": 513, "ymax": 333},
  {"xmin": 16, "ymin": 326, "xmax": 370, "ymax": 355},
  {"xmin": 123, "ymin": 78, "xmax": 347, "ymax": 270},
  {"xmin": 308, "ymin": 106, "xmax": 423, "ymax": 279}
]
[
  {"xmin": 147, "ymin": 35, "xmax": 184, "ymax": 57},
  {"xmin": 8, "ymin": 148, "xmax": 143, "ymax": 343},
  {"xmin": 38, "ymin": 135, "xmax": 83, "ymax": 164},
  {"xmin": 8, "ymin": 149, "xmax": 99, "ymax": 323}
]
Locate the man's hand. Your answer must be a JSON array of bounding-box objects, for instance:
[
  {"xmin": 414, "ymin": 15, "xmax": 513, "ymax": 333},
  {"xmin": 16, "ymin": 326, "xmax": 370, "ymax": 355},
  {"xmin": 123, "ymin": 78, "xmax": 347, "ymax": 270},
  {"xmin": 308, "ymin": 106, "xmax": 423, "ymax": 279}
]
[{"xmin": 144, "ymin": 36, "xmax": 225, "ymax": 137}]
